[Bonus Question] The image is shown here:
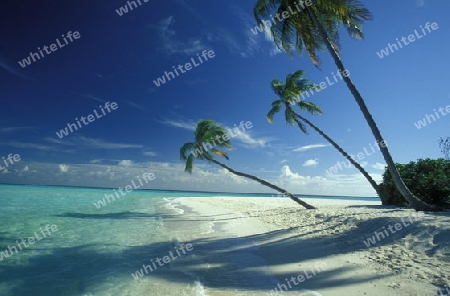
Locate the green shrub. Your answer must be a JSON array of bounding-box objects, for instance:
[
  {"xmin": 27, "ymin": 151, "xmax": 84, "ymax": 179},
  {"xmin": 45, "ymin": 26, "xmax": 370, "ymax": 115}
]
[{"xmin": 378, "ymin": 158, "xmax": 450, "ymax": 207}]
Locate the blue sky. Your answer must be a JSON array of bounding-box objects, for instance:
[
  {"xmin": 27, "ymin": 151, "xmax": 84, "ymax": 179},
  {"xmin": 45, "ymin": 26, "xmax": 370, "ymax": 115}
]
[{"xmin": 0, "ymin": 0, "xmax": 449, "ymax": 197}]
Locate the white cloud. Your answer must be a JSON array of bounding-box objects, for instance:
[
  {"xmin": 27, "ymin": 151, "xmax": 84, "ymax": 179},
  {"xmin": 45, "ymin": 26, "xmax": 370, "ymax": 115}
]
[
  {"xmin": 302, "ymin": 159, "xmax": 319, "ymax": 167},
  {"xmin": 294, "ymin": 143, "xmax": 328, "ymax": 152},
  {"xmin": 417, "ymin": 0, "xmax": 425, "ymax": 7},
  {"xmin": 118, "ymin": 160, "xmax": 133, "ymax": 167},
  {"xmin": 59, "ymin": 164, "xmax": 69, "ymax": 173},
  {"xmin": 23, "ymin": 166, "xmax": 29, "ymax": 172},
  {"xmin": 280, "ymin": 165, "xmax": 306, "ymax": 180},
  {"xmin": 372, "ymin": 162, "xmax": 386, "ymax": 170}
]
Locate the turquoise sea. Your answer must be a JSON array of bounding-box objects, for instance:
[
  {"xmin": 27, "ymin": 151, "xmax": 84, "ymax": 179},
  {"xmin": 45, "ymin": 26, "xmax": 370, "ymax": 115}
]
[{"xmin": 0, "ymin": 184, "xmax": 376, "ymax": 296}]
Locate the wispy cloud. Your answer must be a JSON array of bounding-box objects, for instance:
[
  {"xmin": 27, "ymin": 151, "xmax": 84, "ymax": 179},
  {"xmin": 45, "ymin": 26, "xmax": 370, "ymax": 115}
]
[
  {"xmin": 124, "ymin": 101, "xmax": 148, "ymax": 112},
  {"xmin": 184, "ymin": 78, "xmax": 207, "ymax": 87},
  {"xmin": 143, "ymin": 151, "xmax": 157, "ymax": 156},
  {"xmin": 0, "ymin": 127, "xmax": 34, "ymax": 132},
  {"xmin": 230, "ymin": 128, "xmax": 272, "ymax": 148},
  {"xmin": 164, "ymin": 119, "xmax": 272, "ymax": 148},
  {"xmin": 69, "ymin": 136, "xmax": 143, "ymax": 149},
  {"xmin": 416, "ymin": 0, "xmax": 425, "ymax": 7},
  {"xmin": 80, "ymin": 94, "xmax": 105, "ymax": 103},
  {"xmin": 294, "ymin": 143, "xmax": 328, "ymax": 152},
  {"xmin": 230, "ymin": 4, "xmax": 282, "ymax": 57},
  {"xmin": 0, "ymin": 141, "xmax": 57, "ymax": 151},
  {"xmin": 155, "ymin": 16, "xmax": 207, "ymax": 56},
  {"xmin": 161, "ymin": 119, "xmax": 197, "ymax": 131},
  {"xmin": 0, "ymin": 57, "xmax": 34, "ymax": 82},
  {"xmin": 45, "ymin": 136, "xmax": 143, "ymax": 149}
]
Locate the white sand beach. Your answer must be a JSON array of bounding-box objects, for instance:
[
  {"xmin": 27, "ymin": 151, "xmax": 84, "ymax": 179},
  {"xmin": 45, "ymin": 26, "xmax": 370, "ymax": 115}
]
[{"xmin": 171, "ymin": 196, "xmax": 450, "ymax": 296}]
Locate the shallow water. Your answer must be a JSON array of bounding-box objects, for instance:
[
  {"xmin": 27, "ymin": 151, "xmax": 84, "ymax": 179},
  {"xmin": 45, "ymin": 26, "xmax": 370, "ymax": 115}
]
[
  {"xmin": 0, "ymin": 185, "xmax": 262, "ymax": 295},
  {"xmin": 0, "ymin": 184, "xmax": 362, "ymax": 295}
]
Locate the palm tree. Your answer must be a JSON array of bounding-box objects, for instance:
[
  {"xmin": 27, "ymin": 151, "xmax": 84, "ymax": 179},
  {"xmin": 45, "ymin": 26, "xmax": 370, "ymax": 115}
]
[
  {"xmin": 180, "ymin": 119, "xmax": 316, "ymax": 209},
  {"xmin": 254, "ymin": 0, "xmax": 439, "ymax": 211},
  {"xmin": 268, "ymin": 70, "xmax": 382, "ymax": 197}
]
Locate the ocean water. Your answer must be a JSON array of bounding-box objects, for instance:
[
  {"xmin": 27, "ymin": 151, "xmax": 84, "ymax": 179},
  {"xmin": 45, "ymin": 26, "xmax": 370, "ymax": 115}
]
[{"xmin": 0, "ymin": 184, "xmax": 374, "ymax": 296}]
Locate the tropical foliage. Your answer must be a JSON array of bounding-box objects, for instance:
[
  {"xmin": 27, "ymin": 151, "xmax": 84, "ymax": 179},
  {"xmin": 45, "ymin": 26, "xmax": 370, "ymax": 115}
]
[{"xmin": 379, "ymin": 158, "xmax": 450, "ymax": 207}]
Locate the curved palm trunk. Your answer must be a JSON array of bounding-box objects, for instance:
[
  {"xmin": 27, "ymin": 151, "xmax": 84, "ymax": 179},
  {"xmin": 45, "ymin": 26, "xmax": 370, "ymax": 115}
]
[
  {"xmin": 305, "ymin": 4, "xmax": 440, "ymax": 211},
  {"xmin": 292, "ymin": 111, "xmax": 382, "ymax": 197},
  {"xmin": 210, "ymin": 159, "xmax": 316, "ymax": 209}
]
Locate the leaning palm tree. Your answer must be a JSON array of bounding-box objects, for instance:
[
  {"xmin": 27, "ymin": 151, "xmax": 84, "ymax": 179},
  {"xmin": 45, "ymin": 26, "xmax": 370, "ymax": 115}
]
[
  {"xmin": 254, "ymin": 0, "xmax": 438, "ymax": 211},
  {"xmin": 268, "ymin": 70, "xmax": 382, "ymax": 197},
  {"xmin": 180, "ymin": 119, "xmax": 316, "ymax": 209}
]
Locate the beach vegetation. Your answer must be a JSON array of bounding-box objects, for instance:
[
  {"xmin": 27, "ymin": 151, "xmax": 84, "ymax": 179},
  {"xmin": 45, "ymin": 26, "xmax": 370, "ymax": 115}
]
[{"xmin": 378, "ymin": 158, "xmax": 450, "ymax": 207}]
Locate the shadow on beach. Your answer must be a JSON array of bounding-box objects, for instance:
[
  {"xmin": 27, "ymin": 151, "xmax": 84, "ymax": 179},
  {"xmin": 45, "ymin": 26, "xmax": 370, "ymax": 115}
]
[{"xmin": 0, "ymin": 211, "xmax": 399, "ymax": 296}]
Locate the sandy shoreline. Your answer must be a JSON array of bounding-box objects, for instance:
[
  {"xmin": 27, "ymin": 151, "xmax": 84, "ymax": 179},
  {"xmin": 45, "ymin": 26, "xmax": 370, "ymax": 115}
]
[{"xmin": 170, "ymin": 196, "xmax": 450, "ymax": 296}]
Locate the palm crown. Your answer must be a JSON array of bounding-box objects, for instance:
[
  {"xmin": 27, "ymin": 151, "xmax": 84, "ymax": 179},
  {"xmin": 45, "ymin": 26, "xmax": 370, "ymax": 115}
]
[
  {"xmin": 180, "ymin": 120, "xmax": 232, "ymax": 173},
  {"xmin": 254, "ymin": 0, "xmax": 372, "ymax": 66},
  {"xmin": 267, "ymin": 70, "xmax": 322, "ymax": 133}
]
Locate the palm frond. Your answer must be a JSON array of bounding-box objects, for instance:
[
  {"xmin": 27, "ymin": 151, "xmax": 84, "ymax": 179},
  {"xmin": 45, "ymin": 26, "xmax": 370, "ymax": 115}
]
[
  {"xmin": 296, "ymin": 101, "xmax": 323, "ymax": 115},
  {"xmin": 184, "ymin": 153, "xmax": 194, "ymax": 173},
  {"xmin": 180, "ymin": 142, "xmax": 195, "ymax": 160},
  {"xmin": 267, "ymin": 100, "xmax": 283, "ymax": 123}
]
